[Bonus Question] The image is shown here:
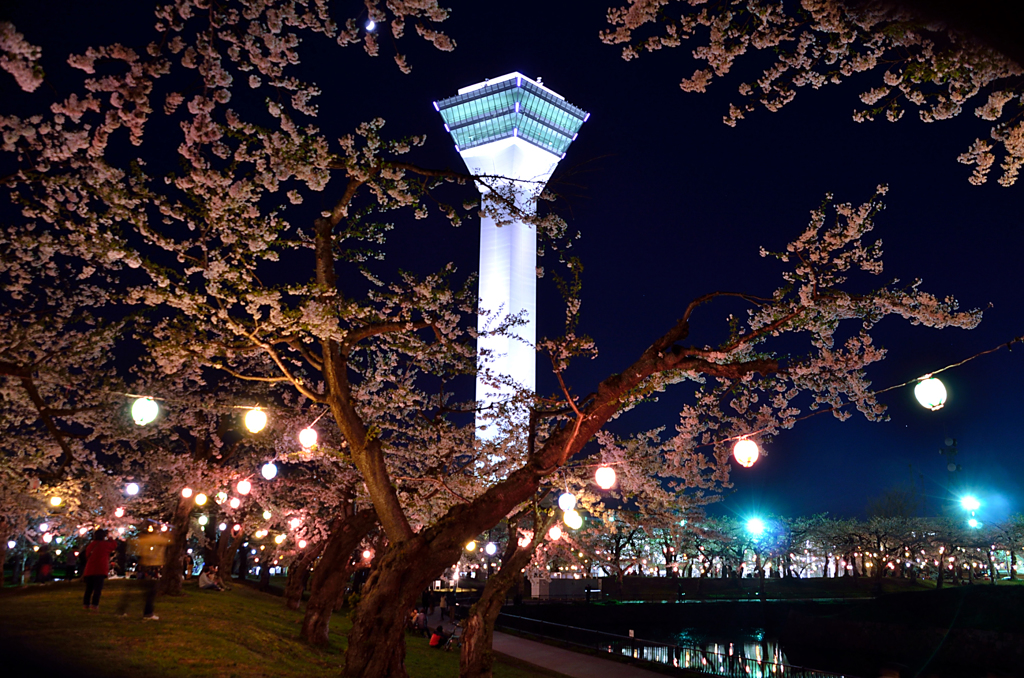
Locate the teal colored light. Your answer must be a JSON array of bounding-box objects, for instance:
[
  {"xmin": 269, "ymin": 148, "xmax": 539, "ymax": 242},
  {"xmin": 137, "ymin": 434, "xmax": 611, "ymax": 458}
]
[
  {"xmin": 746, "ymin": 517, "xmax": 766, "ymax": 537},
  {"xmin": 960, "ymin": 495, "xmax": 980, "ymax": 511},
  {"xmin": 968, "ymin": 518, "xmax": 980, "ymax": 528},
  {"xmin": 438, "ymin": 78, "xmax": 587, "ymax": 156}
]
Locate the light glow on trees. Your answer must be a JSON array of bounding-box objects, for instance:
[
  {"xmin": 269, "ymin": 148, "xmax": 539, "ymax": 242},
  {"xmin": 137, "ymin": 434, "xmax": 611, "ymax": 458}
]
[
  {"xmin": 181, "ymin": 487, "xmax": 193, "ymax": 498},
  {"xmin": 733, "ymin": 439, "xmax": 759, "ymax": 468},
  {"xmin": 746, "ymin": 517, "xmax": 766, "ymax": 537},
  {"xmin": 595, "ymin": 466, "xmax": 616, "ymax": 489},
  {"xmin": 261, "ymin": 462, "xmax": 278, "ymax": 480},
  {"xmin": 914, "ymin": 377, "xmax": 947, "ymax": 411},
  {"xmin": 194, "ymin": 493, "xmax": 208, "ymax": 506},
  {"xmin": 131, "ymin": 397, "xmax": 159, "ymax": 425},
  {"xmin": 236, "ymin": 480, "xmax": 251, "ymax": 495},
  {"xmin": 298, "ymin": 428, "xmax": 318, "ymax": 448},
  {"xmin": 557, "ymin": 492, "xmax": 577, "ymax": 512},
  {"xmin": 244, "ymin": 408, "xmax": 268, "ymax": 433}
]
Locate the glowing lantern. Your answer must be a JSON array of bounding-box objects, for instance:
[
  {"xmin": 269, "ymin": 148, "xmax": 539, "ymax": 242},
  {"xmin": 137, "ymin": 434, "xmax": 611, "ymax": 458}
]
[
  {"xmin": 558, "ymin": 492, "xmax": 577, "ymax": 512},
  {"xmin": 298, "ymin": 540, "xmax": 307, "ymax": 549},
  {"xmin": 131, "ymin": 397, "xmax": 159, "ymax": 426},
  {"xmin": 229, "ymin": 497, "xmax": 241, "ymax": 509},
  {"xmin": 548, "ymin": 526, "xmax": 562, "ymax": 541},
  {"xmin": 732, "ymin": 439, "xmax": 759, "ymax": 468},
  {"xmin": 274, "ymin": 534, "xmax": 286, "ymax": 544},
  {"xmin": 262, "ymin": 510, "xmax": 272, "ymax": 521},
  {"xmin": 181, "ymin": 487, "xmax": 193, "ymax": 499},
  {"xmin": 298, "ymin": 428, "xmax": 318, "ymax": 449},
  {"xmin": 38, "ymin": 522, "xmax": 49, "ymax": 532},
  {"xmin": 288, "ymin": 518, "xmax": 301, "ymax": 529},
  {"xmin": 117, "ymin": 527, "xmax": 125, "ymax": 535},
  {"xmin": 365, "ymin": 19, "xmax": 376, "ymax": 31},
  {"xmin": 362, "ymin": 549, "xmax": 373, "ymax": 560},
  {"xmin": 160, "ymin": 525, "xmax": 168, "ymax": 532},
  {"xmin": 261, "ymin": 462, "xmax": 278, "ymax": 480},
  {"xmin": 484, "ymin": 542, "xmax": 497, "ymax": 556},
  {"xmin": 218, "ymin": 523, "xmax": 227, "ymax": 532},
  {"xmin": 114, "ymin": 508, "xmax": 124, "ymax": 518},
  {"xmin": 233, "ymin": 524, "xmax": 241, "ymax": 532},
  {"xmin": 43, "ymin": 533, "xmax": 53, "ymax": 543},
  {"xmin": 6, "ymin": 540, "xmax": 14, "ymax": 549},
  {"xmin": 125, "ymin": 483, "xmax": 140, "ymax": 496},
  {"xmin": 595, "ymin": 466, "xmax": 616, "ymax": 490},
  {"xmin": 215, "ymin": 492, "xmax": 228, "ymax": 504},
  {"xmin": 914, "ymin": 377, "xmax": 947, "ymax": 411},
  {"xmin": 564, "ymin": 510, "xmax": 583, "ymax": 530},
  {"xmin": 194, "ymin": 493, "xmax": 208, "ymax": 506},
  {"xmin": 198, "ymin": 515, "xmax": 209, "ymax": 526},
  {"xmin": 465, "ymin": 541, "xmax": 477, "ymax": 552},
  {"xmin": 236, "ymin": 480, "xmax": 251, "ymax": 495},
  {"xmin": 245, "ymin": 408, "xmax": 268, "ymax": 433},
  {"xmin": 78, "ymin": 528, "xmax": 87, "ymax": 536},
  {"xmin": 50, "ymin": 496, "xmax": 62, "ymax": 507}
]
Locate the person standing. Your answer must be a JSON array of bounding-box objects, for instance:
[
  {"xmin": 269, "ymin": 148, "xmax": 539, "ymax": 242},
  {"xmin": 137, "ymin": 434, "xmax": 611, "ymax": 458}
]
[
  {"xmin": 82, "ymin": 529, "xmax": 118, "ymax": 610},
  {"xmin": 118, "ymin": 529, "xmax": 172, "ymax": 620}
]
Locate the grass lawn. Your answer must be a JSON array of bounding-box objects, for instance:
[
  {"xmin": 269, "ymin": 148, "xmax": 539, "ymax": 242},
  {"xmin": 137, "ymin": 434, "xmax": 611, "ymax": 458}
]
[{"xmin": 0, "ymin": 579, "xmax": 565, "ymax": 678}]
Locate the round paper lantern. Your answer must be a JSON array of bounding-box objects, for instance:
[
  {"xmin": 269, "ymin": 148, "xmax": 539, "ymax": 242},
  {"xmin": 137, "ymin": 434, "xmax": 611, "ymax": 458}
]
[
  {"xmin": 245, "ymin": 408, "xmax": 268, "ymax": 433},
  {"xmin": 262, "ymin": 510, "xmax": 272, "ymax": 521},
  {"xmin": 558, "ymin": 492, "xmax": 577, "ymax": 512},
  {"xmin": 131, "ymin": 397, "xmax": 159, "ymax": 426},
  {"xmin": 181, "ymin": 487, "xmax": 193, "ymax": 499},
  {"xmin": 194, "ymin": 493, "xmax": 208, "ymax": 506},
  {"xmin": 218, "ymin": 523, "xmax": 227, "ymax": 532},
  {"xmin": 564, "ymin": 510, "xmax": 583, "ymax": 530},
  {"xmin": 914, "ymin": 377, "xmax": 947, "ymax": 411},
  {"xmin": 229, "ymin": 497, "xmax": 241, "ymax": 509},
  {"xmin": 236, "ymin": 480, "xmax": 251, "ymax": 496},
  {"xmin": 261, "ymin": 462, "xmax": 278, "ymax": 480},
  {"xmin": 38, "ymin": 522, "xmax": 49, "ymax": 532},
  {"xmin": 595, "ymin": 466, "xmax": 616, "ymax": 490},
  {"xmin": 465, "ymin": 541, "xmax": 477, "ymax": 552},
  {"xmin": 125, "ymin": 483, "xmax": 140, "ymax": 496},
  {"xmin": 298, "ymin": 428, "xmax": 318, "ymax": 448},
  {"xmin": 484, "ymin": 542, "xmax": 497, "ymax": 556},
  {"xmin": 732, "ymin": 439, "xmax": 759, "ymax": 468},
  {"xmin": 49, "ymin": 496, "xmax": 62, "ymax": 507},
  {"xmin": 198, "ymin": 515, "xmax": 208, "ymax": 526},
  {"xmin": 362, "ymin": 549, "xmax": 373, "ymax": 560},
  {"xmin": 548, "ymin": 526, "xmax": 562, "ymax": 541}
]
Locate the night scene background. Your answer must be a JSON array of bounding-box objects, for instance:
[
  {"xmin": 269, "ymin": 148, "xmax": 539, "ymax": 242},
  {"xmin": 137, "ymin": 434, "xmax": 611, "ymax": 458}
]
[{"xmin": 3, "ymin": 0, "xmax": 1022, "ymax": 522}]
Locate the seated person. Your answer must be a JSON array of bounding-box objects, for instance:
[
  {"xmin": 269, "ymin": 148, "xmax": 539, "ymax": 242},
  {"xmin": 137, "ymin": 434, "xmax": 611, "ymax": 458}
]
[
  {"xmin": 198, "ymin": 566, "xmax": 225, "ymax": 591},
  {"xmin": 429, "ymin": 625, "xmax": 448, "ymax": 648},
  {"xmin": 413, "ymin": 609, "xmax": 428, "ymax": 635}
]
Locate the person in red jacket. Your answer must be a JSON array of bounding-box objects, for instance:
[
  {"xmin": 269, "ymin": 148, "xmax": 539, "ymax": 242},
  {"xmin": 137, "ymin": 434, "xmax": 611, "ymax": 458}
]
[{"xmin": 82, "ymin": 529, "xmax": 119, "ymax": 610}]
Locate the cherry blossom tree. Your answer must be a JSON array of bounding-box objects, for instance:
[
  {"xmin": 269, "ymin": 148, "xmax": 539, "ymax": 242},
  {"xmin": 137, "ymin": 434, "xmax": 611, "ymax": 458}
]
[{"xmin": 601, "ymin": 0, "xmax": 1024, "ymax": 186}]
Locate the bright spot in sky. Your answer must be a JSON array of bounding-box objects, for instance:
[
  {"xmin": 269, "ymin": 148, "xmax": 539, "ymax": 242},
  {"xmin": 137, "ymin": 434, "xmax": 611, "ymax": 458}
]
[
  {"xmin": 365, "ymin": 19, "xmax": 376, "ymax": 31},
  {"xmin": 746, "ymin": 517, "xmax": 766, "ymax": 536}
]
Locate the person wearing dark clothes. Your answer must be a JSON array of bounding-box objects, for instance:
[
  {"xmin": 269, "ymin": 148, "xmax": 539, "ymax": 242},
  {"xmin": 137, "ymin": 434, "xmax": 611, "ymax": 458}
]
[
  {"xmin": 82, "ymin": 529, "xmax": 118, "ymax": 610},
  {"xmin": 429, "ymin": 625, "xmax": 448, "ymax": 648}
]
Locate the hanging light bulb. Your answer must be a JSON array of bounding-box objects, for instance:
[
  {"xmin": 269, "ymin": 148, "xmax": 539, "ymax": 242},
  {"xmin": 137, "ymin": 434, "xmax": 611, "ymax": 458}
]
[
  {"xmin": 181, "ymin": 487, "xmax": 193, "ymax": 499},
  {"xmin": 261, "ymin": 462, "xmax": 278, "ymax": 480},
  {"xmin": 484, "ymin": 542, "xmax": 497, "ymax": 556},
  {"xmin": 558, "ymin": 492, "xmax": 577, "ymax": 512},
  {"xmin": 595, "ymin": 466, "xmax": 616, "ymax": 490},
  {"xmin": 218, "ymin": 523, "xmax": 227, "ymax": 532},
  {"xmin": 245, "ymin": 408, "xmax": 268, "ymax": 433},
  {"xmin": 131, "ymin": 397, "xmax": 159, "ymax": 426},
  {"xmin": 564, "ymin": 510, "xmax": 583, "ymax": 530},
  {"xmin": 362, "ymin": 549, "xmax": 373, "ymax": 560},
  {"xmin": 465, "ymin": 541, "xmax": 477, "ymax": 551},
  {"xmin": 232, "ymin": 524, "xmax": 241, "ymax": 532},
  {"xmin": 229, "ymin": 497, "xmax": 241, "ymax": 509},
  {"xmin": 298, "ymin": 539, "xmax": 307, "ymax": 548},
  {"xmin": 38, "ymin": 522, "xmax": 50, "ymax": 532},
  {"xmin": 274, "ymin": 534, "xmax": 286, "ymax": 544},
  {"xmin": 298, "ymin": 427, "xmax": 318, "ymax": 449},
  {"xmin": 914, "ymin": 376, "xmax": 947, "ymax": 411},
  {"xmin": 548, "ymin": 526, "xmax": 562, "ymax": 541},
  {"xmin": 236, "ymin": 480, "xmax": 251, "ymax": 495},
  {"xmin": 732, "ymin": 438, "xmax": 760, "ymax": 468},
  {"xmin": 288, "ymin": 517, "xmax": 301, "ymax": 529},
  {"xmin": 194, "ymin": 493, "xmax": 208, "ymax": 506}
]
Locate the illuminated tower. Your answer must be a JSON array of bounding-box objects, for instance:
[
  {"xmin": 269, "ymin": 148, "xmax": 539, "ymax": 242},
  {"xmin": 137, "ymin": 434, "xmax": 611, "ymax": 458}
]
[{"xmin": 436, "ymin": 72, "xmax": 588, "ymax": 439}]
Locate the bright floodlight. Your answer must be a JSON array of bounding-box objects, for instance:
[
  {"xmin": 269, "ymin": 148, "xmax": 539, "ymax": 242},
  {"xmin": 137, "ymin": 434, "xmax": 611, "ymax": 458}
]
[
  {"xmin": 236, "ymin": 480, "xmax": 251, "ymax": 495},
  {"xmin": 968, "ymin": 518, "xmax": 980, "ymax": 528},
  {"xmin": 733, "ymin": 439, "xmax": 760, "ymax": 468},
  {"xmin": 261, "ymin": 462, "xmax": 278, "ymax": 480},
  {"xmin": 194, "ymin": 493, "xmax": 208, "ymax": 506},
  {"xmin": 50, "ymin": 496, "xmax": 62, "ymax": 507},
  {"xmin": 960, "ymin": 496, "xmax": 981, "ymax": 512},
  {"xmin": 245, "ymin": 408, "xmax": 268, "ymax": 433},
  {"xmin": 558, "ymin": 492, "xmax": 577, "ymax": 512},
  {"xmin": 125, "ymin": 483, "xmax": 140, "ymax": 496},
  {"xmin": 484, "ymin": 542, "xmax": 497, "ymax": 556},
  {"xmin": 914, "ymin": 377, "xmax": 947, "ymax": 411},
  {"xmin": 595, "ymin": 466, "xmax": 616, "ymax": 489},
  {"xmin": 564, "ymin": 509, "xmax": 583, "ymax": 530},
  {"xmin": 298, "ymin": 427, "xmax": 318, "ymax": 449},
  {"xmin": 131, "ymin": 397, "xmax": 159, "ymax": 425},
  {"xmin": 746, "ymin": 517, "xmax": 766, "ymax": 537}
]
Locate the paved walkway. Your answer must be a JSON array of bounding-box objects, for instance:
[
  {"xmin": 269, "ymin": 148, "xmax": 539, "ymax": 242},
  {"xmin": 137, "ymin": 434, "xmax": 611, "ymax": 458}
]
[{"xmin": 421, "ymin": 605, "xmax": 665, "ymax": 678}]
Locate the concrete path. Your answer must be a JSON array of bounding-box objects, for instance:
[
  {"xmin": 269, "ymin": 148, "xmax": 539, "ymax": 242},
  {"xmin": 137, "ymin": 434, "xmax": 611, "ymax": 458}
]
[{"xmin": 420, "ymin": 603, "xmax": 665, "ymax": 678}]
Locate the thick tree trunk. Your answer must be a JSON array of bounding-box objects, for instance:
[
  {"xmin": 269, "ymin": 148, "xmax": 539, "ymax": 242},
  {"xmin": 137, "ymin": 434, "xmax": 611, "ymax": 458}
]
[
  {"xmin": 301, "ymin": 509, "xmax": 377, "ymax": 646},
  {"xmin": 460, "ymin": 518, "xmax": 541, "ymax": 678},
  {"xmin": 285, "ymin": 541, "xmax": 326, "ymax": 611},
  {"xmin": 160, "ymin": 495, "xmax": 193, "ymax": 595}
]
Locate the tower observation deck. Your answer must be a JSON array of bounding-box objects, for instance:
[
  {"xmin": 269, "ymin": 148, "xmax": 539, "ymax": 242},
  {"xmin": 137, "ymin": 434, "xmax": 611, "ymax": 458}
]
[{"xmin": 435, "ymin": 72, "xmax": 588, "ymax": 440}]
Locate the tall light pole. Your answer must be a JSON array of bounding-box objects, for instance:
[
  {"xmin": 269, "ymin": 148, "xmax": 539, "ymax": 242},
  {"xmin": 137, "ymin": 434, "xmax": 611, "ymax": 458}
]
[{"xmin": 436, "ymin": 73, "xmax": 588, "ymax": 440}]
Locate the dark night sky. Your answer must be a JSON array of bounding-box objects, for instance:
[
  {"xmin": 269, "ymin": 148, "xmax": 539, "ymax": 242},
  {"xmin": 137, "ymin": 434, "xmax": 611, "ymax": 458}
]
[{"xmin": 4, "ymin": 1, "xmax": 1022, "ymax": 521}]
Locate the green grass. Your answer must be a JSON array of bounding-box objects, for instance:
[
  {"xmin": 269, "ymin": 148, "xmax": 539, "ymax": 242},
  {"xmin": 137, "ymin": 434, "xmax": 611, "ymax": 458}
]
[{"xmin": 0, "ymin": 580, "xmax": 564, "ymax": 678}]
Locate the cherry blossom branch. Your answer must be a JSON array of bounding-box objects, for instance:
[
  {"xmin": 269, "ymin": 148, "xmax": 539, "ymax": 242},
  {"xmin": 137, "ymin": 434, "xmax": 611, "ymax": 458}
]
[{"xmin": 393, "ymin": 476, "xmax": 468, "ymax": 503}]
